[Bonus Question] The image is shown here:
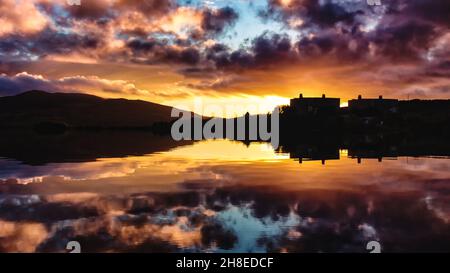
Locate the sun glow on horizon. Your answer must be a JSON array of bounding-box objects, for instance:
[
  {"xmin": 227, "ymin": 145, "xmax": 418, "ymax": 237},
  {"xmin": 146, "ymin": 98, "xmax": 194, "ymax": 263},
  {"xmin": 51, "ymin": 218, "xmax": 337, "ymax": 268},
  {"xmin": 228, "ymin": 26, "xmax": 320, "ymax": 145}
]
[{"xmin": 165, "ymin": 95, "xmax": 291, "ymax": 118}]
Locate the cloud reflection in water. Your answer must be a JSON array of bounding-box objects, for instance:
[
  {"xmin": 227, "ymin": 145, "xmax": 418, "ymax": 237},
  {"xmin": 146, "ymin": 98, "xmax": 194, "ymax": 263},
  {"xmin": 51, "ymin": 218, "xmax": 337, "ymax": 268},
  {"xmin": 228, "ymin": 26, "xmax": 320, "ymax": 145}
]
[{"xmin": 0, "ymin": 140, "xmax": 449, "ymax": 252}]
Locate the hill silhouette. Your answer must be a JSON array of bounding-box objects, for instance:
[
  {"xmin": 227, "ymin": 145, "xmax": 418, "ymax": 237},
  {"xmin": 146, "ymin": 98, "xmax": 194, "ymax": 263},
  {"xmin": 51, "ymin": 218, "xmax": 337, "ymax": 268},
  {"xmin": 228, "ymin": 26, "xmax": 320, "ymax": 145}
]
[{"xmin": 0, "ymin": 90, "xmax": 181, "ymax": 129}]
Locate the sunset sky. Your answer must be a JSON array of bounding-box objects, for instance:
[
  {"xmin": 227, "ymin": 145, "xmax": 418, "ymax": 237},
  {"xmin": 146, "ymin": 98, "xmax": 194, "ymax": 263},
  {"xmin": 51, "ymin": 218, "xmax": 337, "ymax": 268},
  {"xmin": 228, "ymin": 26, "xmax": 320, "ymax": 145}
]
[{"xmin": 0, "ymin": 0, "xmax": 449, "ymax": 115}]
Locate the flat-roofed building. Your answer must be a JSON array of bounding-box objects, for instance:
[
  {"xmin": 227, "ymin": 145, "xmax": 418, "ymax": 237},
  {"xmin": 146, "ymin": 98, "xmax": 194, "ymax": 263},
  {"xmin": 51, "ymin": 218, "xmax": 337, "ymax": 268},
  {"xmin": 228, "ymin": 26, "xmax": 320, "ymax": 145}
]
[
  {"xmin": 290, "ymin": 94, "xmax": 340, "ymax": 115},
  {"xmin": 348, "ymin": 95, "xmax": 399, "ymax": 115}
]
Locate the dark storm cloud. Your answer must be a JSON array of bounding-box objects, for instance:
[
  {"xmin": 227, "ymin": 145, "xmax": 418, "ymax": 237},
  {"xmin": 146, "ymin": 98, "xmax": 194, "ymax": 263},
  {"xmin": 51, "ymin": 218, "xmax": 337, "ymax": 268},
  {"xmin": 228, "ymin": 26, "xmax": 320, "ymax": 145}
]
[
  {"xmin": 304, "ymin": 0, "xmax": 364, "ymax": 27},
  {"xmin": 253, "ymin": 33, "xmax": 292, "ymax": 63},
  {"xmin": 206, "ymin": 33, "xmax": 296, "ymax": 70},
  {"xmin": 201, "ymin": 6, "xmax": 239, "ymax": 34},
  {"xmin": 0, "ymin": 27, "xmax": 101, "ymax": 61},
  {"xmin": 369, "ymin": 20, "xmax": 438, "ymax": 61},
  {"xmin": 171, "ymin": 47, "xmax": 201, "ymax": 65},
  {"xmin": 126, "ymin": 38, "xmax": 159, "ymax": 52},
  {"xmin": 264, "ymin": 0, "xmax": 366, "ymax": 28},
  {"xmin": 125, "ymin": 38, "xmax": 201, "ymax": 65}
]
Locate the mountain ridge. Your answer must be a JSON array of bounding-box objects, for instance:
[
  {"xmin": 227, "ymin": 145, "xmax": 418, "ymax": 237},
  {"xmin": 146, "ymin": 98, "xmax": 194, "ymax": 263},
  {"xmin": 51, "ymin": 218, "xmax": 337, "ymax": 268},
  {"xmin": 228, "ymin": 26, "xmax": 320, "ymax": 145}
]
[{"xmin": 0, "ymin": 90, "xmax": 182, "ymax": 129}]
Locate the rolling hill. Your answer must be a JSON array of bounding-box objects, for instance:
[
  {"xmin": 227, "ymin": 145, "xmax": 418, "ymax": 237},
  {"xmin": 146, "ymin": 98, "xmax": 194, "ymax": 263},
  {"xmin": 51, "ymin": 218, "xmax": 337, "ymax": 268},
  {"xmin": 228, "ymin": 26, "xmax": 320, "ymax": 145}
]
[{"xmin": 0, "ymin": 90, "xmax": 183, "ymax": 129}]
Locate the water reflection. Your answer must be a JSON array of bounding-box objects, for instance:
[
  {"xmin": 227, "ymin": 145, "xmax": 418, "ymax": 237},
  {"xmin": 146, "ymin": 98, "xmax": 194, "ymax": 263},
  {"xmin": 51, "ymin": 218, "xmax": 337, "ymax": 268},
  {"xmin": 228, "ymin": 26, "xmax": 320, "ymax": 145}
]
[{"xmin": 0, "ymin": 136, "xmax": 449, "ymax": 253}]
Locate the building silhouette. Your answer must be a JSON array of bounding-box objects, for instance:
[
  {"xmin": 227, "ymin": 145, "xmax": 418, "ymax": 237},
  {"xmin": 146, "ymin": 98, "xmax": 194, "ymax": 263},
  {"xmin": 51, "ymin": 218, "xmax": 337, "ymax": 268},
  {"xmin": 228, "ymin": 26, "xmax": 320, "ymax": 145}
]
[
  {"xmin": 348, "ymin": 95, "xmax": 399, "ymax": 115},
  {"xmin": 290, "ymin": 94, "xmax": 340, "ymax": 116}
]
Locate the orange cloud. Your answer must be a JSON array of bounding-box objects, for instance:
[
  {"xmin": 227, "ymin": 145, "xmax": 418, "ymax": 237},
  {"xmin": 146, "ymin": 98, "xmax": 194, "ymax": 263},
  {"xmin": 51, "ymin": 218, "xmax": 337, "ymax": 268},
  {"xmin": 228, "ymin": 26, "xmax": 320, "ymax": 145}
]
[{"xmin": 0, "ymin": 0, "xmax": 49, "ymax": 36}]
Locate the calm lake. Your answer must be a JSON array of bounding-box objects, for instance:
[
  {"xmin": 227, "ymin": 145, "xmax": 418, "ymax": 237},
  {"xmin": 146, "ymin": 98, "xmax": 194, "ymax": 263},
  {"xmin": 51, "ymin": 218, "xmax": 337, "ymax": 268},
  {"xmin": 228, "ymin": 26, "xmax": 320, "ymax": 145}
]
[{"xmin": 0, "ymin": 136, "xmax": 449, "ymax": 253}]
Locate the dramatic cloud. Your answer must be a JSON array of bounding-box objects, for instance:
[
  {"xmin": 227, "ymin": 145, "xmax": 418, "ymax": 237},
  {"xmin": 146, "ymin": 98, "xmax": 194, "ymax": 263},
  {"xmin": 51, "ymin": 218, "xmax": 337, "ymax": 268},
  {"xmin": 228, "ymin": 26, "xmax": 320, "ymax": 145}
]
[
  {"xmin": 201, "ymin": 6, "xmax": 239, "ymax": 34},
  {"xmin": 0, "ymin": 0, "xmax": 449, "ymax": 103},
  {"xmin": 265, "ymin": 0, "xmax": 366, "ymax": 28},
  {"xmin": 205, "ymin": 32, "xmax": 296, "ymax": 70}
]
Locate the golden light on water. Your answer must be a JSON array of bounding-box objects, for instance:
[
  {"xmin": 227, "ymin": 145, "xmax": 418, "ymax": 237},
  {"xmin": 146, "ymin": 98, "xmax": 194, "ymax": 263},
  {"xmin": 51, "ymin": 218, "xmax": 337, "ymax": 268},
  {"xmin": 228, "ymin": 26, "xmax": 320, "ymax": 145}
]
[{"xmin": 166, "ymin": 140, "xmax": 290, "ymax": 161}]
